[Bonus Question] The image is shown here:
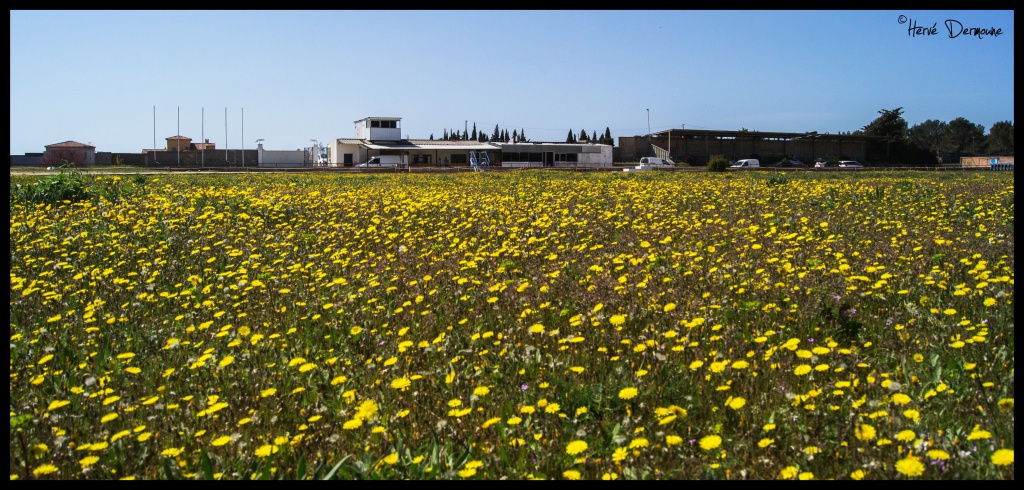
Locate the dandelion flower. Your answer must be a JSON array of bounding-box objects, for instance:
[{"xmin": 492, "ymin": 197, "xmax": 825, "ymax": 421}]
[
  {"xmin": 666, "ymin": 435, "xmax": 683, "ymax": 446},
  {"xmin": 855, "ymin": 424, "xmax": 876, "ymax": 441},
  {"xmin": 618, "ymin": 387, "xmax": 638, "ymax": 400},
  {"xmin": 211, "ymin": 436, "xmax": 232, "ymax": 447},
  {"xmin": 927, "ymin": 450, "xmax": 950, "ymax": 461},
  {"xmin": 726, "ymin": 397, "xmax": 746, "ymax": 410},
  {"xmin": 793, "ymin": 365, "xmax": 812, "ymax": 376},
  {"xmin": 33, "ymin": 464, "xmax": 59, "ymax": 476},
  {"xmin": 382, "ymin": 453, "xmax": 399, "ymax": 466},
  {"xmin": 610, "ymin": 315, "xmax": 626, "ymax": 326},
  {"xmin": 891, "ymin": 393, "xmax": 912, "ymax": 405},
  {"xmin": 254, "ymin": 445, "xmax": 279, "ymax": 458},
  {"xmin": 562, "ymin": 470, "xmax": 581, "ymax": 480},
  {"xmin": 566, "ymin": 440, "xmax": 588, "ymax": 455},
  {"xmin": 894, "ymin": 455, "xmax": 925, "ymax": 477},
  {"xmin": 779, "ymin": 466, "xmax": 798, "ymax": 479},
  {"xmin": 699, "ymin": 435, "xmax": 722, "ymax": 451},
  {"xmin": 391, "ymin": 377, "xmax": 411, "ymax": 390},
  {"xmin": 896, "ymin": 430, "xmax": 916, "ymax": 442},
  {"xmin": 991, "ymin": 449, "xmax": 1013, "ymax": 466},
  {"xmin": 612, "ymin": 447, "xmax": 628, "ymax": 462}
]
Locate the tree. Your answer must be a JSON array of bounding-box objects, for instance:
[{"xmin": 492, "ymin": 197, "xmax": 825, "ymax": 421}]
[
  {"xmin": 512, "ymin": 129, "xmax": 518, "ymax": 142},
  {"xmin": 908, "ymin": 119, "xmax": 947, "ymax": 161},
  {"xmin": 520, "ymin": 128, "xmax": 526, "ymax": 142},
  {"xmin": 942, "ymin": 117, "xmax": 985, "ymax": 156},
  {"xmin": 566, "ymin": 129, "xmax": 575, "ymax": 143},
  {"xmin": 861, "ymin": 107, "xmax": 908, "ymax": 143},
  {"xmin": 429, "ymin": 133, "xmax": 434, "ymax": 141},
  {"xmin": 579, "ymin": 128, "xmax": 588, "ymax": 141},
  {"xmin": 985, "ymin": 121, "xmax": 1013, "ymax": 155},
  {"xmin": 471, "ymin": 123, "xmax": 477, "ymax": 141},
  {"xmin": 492, "ymin": 124, "xmax": 500, "ymax": 142}
]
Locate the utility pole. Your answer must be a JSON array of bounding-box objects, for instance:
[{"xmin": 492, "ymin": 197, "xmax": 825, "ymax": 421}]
[
  {"xmin": 241, "ymin": 108, "xmax": 244, "ymax": 167},
  {"xmin": 225, "ymin": 107, "xmax": 228, "ymax": 165},
  {"xmin": 177, "ymin": 106, "xmax": 180, "ymax": 166},
  {"xmin": 201, "ymin": 107, "xmax": 204, "ymax": 168},
  {"xmin": 152, "ymin": 105, "xmax": 156, "ymax": 164},
  {"xmin": 647, "ymin": 108, "xmax": 651, "ymax": 156}
]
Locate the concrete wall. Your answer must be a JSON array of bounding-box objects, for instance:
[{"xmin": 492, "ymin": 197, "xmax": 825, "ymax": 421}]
[
  {"xmin": 10, "ymin": 154, "xmax": 43, "ymax": 166},
  {"xmin": 618, "ymin": 134, "xmax": 873, "ymax": 163},
  {"xmin": 258, "ymin": 146, "xmax": 306, "ymax": 165},
  {"xmin": 144, "ymin": 150, "xmax": 258, "ymax": 166}
]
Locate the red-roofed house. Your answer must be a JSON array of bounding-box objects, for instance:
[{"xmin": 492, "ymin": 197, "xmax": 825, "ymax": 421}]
[{"xmin": 41, "ymin": 141, "xmax": 96, "ymax": 166}]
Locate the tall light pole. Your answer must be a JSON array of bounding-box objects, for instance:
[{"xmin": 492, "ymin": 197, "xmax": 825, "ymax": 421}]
[
  {"xmin": 646, "ymin": 108, "xmax": 651, "ymax": 156},
  {"xmin": 310, "ymin": 139, "xmax": 319, "ymax": 165},
  {"xmin": 201, "ymin": 107, "xmax": 204, "ymax": 168},
  {"xmin": 177, "ymin": 106, "xmax": 180, "ymax": 166}
]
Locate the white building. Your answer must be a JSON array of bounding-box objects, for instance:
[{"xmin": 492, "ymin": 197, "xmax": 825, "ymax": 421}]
[{"xmin": 330, "ymin": 116, "xmax": 613, "ymax": 168}]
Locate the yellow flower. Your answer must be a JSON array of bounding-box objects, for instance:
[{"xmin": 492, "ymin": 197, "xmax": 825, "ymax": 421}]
[
  {"xmin": 793, "ymin": 365, "xmax": 812, "ymax": 376},
  {"xmin": 612, "ymin": 447, "xmax": 628, "ymax": 462},
  {"xmin": 666, "ymin": 435, "xmax": 683, "ymax": 446},
  {"xmin": 382, "ymin": 453, "xmax": 399, "ymax": 466},
  {"xmin": 391, "ymin": 377, "xmax": 411, "ymax": 390},
  {"xmin": 79, "ymin": 456, "xmax": 100, "ymax": 468},
  {"xmin": 896, "ymin": 430, "xmax": 916, "ymax": 442},
  {"xmin": 663, "ymin": 303, "xmax": 676, "ymax": 312},
  {"xmin": 254, "ymin": 445, "xmax": 279, "ymax": 457},
  {"xmin": 32, "ymin": 464, "xmax": 58, "ymax": 476},
  {"xmin": 343, "ymin": 419, "xmax": 363, "ymax": 430},
  {"xmin": 529, "ymin": 324, "xmax": 545, "ymax": 334},
  {"xmin": 991, "ymin": 449, "xmax": 1013, "ymax": 466},
  {"xmin": 850, "ymin": 469, "xmax": 865, "ymax": 480},
  {"xmin": 161, "ymin": 447, "xmax": 184, "ymax": 457},
  {"xmin": 895, "ymin": 455, "xmax": 925, "ymax": 477},
  {"xmin": 927, "ymin": 450, "xmax": 950, "ymax": 460},
  {"xmin": 260, "ymin": 388, "xmax": 277, "ymax": 398},
  {"xmin": 855, "ymin": 424, "xmax": 876, "ymax": 441},
  {"xmin": 903, "ymin": 409, "xmax": 920, "ymax": 423},
  {"xmin": 566, "ymin": 440, "xmax": 588, "ymax": 455},
  {"xmin": 473, "ymin": 386, "xmax": 490, "ymax": 396},
  {"xmin": 967, "ymin": 427, "xmax": 992, "ymax": 440},
  {"xmin": 698, "ymin": 435, "xmax": 722, "ymax": 450},
  {"xmin": 618, "ymin": 387, "xmax": 638, "ymax": 400},
  {"xmin": 47, "ymin": 400, "xmax": 71, "ymax": 411},
  {"xmin": 562, "ymin": 470, "xmax": 581, "ymax": 480},
  {"xmin": 211, "ymin": 436, "xmax": 232, "ymax": 447},
  {"xmin": 779, "ymin": 466, "xmax": 798, "ymax": 479},
  {"xmin": 609, "ymin": 315, "xmax": 626, "ymax": 326},
  {"xmin": 726, "ymin": 397, "xmax": 746, "ymax": 410},
  {"xmin": 798, "ymin": 472, "xmax": 814, "ymax": 480},
  {"xmin": 101, "ymin": 413, "xmax": 118, "ymax": 423},
  {"xmin": 891, "ymin": 393, "xmax": 912, "ymax": 405},
  {"xmin": 758, "ymin": 438, "xmax": 774, "ymax": 448},
  {"xmin": 458, "ymin": 468, "xmax": 477, "ymax": 478}
]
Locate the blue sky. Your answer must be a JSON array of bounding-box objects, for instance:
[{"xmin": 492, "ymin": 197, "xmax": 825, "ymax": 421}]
[{"xmin": 9, "ymin": 10, "xmax": 1014, "ymax": 154}]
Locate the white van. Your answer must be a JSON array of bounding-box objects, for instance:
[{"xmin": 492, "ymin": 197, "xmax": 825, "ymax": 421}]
[
  {"xmin": 640, "ymin": 157, "xmax": 667, "ymax": 165},
  {"xmin": 730, "ymin": 159, "xmax": 760, "ymax": 168},
  {"xmin": 357, "ymin": 155, "xmax": 405, "ymax": 168}
]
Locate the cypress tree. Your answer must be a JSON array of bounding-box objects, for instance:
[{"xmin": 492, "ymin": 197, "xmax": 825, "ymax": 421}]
[
  {"xmin": 520, "ymin": 128, "xmax": 526, "ymax": 142},
  {"xmin": 443, "ymin": 129, "xmax": 448, "ymax": 141},
  {"xmin": 566, "ymin": 129, "xmax": 574, "ymax": 143},
  {"xmin": 579, "ymin": 128, "xmax": 588, "ymax": 141},
  {"xmin": 492, "ymin": 124, "xmax": 500, "ymax": 141},
  {"xmin": 471, "ymin": 123, "xmax": 477, "ymax": 141}
]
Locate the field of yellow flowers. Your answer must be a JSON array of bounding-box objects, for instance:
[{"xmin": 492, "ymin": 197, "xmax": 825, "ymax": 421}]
[{"xmin": 9, "ymin": 170, "xmax": 1014, "ymax": 480}]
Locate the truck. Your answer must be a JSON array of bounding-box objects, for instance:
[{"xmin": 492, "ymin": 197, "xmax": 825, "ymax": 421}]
[{"xmin": 356, "ymin": 155, "xmax": 406, "ymax": 168}]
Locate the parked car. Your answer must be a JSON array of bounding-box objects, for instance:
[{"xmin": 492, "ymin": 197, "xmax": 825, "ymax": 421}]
[
  {"xmin": 814, "ymin": 160, "xmax": 839, "ymax": 168},
  {"xmin": 730, "ymin": 158, "xmax": 760, "ymax": 168},
  {"xmin": 774, "ymin": 159, "xmax": 805, "ymax": 168},
  {"xmin": 838, "ymin": 160, "xmax": 864, "ymax": 168}
]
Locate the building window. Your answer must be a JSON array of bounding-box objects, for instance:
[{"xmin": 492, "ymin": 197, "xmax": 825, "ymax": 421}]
[
  {"xmin": 370, "ymin": 120, "xmax": 381, "ymax": 128},
  {"xmin": 450, "ymin": 153, "xmax": 467, "ymax": 164},
  {"xmin": 554, "ymin": 153, "xmax": 578, "ymax": 162}
]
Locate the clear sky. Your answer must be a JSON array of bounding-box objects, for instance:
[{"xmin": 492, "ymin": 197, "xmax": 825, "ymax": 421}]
[{"xmin": 9, "ymin": 10, "xmax": 1014, "ymax": 154}]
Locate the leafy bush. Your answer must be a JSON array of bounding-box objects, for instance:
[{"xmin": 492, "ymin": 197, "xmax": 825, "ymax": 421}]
[
  {"xmin": 10, "ymin": 163, "xmax": 90, "ymax": 205},
  {"xmin": 706, "ymin": 154, "xmax": 729, "ymax": 172}
]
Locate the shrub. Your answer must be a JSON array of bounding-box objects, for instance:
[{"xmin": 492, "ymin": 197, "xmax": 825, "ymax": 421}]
[
  {"xmin": 10, "ymin": 163, "xmax": 90, "ymax": 205},
  {"xmin": 706, "ymin": 154, "xmax": 729, "ymax": 172}
]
